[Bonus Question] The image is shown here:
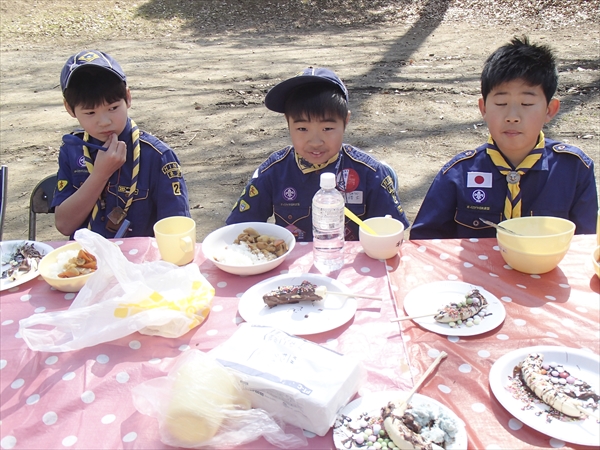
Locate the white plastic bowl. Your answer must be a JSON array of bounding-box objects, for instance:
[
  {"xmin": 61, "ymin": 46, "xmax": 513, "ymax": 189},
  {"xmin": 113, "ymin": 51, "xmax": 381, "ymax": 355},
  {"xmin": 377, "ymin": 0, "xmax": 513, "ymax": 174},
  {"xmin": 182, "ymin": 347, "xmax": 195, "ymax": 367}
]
[{"xmin": 202, "ymin": 222, "xmax": 295, "ymax": 276}]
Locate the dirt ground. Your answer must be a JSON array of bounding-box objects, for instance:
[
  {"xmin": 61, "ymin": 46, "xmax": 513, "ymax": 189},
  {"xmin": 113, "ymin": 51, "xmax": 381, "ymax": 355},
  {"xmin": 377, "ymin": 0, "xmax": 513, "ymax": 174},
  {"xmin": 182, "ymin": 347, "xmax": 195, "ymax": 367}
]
[{"xmin": 1, "ymin": 0, "xmax": 598, "ymax": 243}]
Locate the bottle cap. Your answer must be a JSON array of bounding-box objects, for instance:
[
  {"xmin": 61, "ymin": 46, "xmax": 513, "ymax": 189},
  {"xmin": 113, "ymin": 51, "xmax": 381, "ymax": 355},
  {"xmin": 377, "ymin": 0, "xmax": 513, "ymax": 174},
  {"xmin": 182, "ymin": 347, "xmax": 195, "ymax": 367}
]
[{"xmin": 320, "ymin": 172, "xmax": 336, "ymax": 189}]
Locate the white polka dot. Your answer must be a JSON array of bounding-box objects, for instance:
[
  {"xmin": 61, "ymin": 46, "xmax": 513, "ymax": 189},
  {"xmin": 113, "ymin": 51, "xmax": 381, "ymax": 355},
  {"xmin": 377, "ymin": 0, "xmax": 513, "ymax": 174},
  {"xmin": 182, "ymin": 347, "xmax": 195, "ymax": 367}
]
[
  {"xmin": 11, "ymin": 378, "xmax": 24, "ymax": 389},
  {"xmin": 122, "ymin": 432, "xmax": 137, "ymax": 443},
  {"xmin": 469, "ymin": 238, "xmax": 479, "ymax": 243},
  {"xmin": 236, "ymin": 292, "xmax": 243, "ymax": 298},
  {"xmin": 149, "ymin": 358, "xmax": 161, "ymax": 364},
  {"xmin": 549, "ymin": 438, "xmax": 566, "ymax": 448},
  {"xmin": 439, "ymin": 253, "xmax": 450, "ymax": 260},
  {"xmin": 546, "ymin": 331, "xmax": 559, "ymax": 338},
  {"xmin": 151, "ymin": 241, "xmax": 158, "ymax": 248},
  {"xmin": 64, "ymin": 293, "xmax": 76, "ymax": 300},
  {"xmin": 561, "ymin": 318, "xmax": 575, "ymax": 327},
  {"xmin": 81, "ymin": 391, "xmax": 95, "ymax": 403},
  {"xmin": 488, "ymin": 273, "xmax": 499, "ymax": 277},
  {"xmin": 400, "ymin": 255, "xmax": 411, "ymax": 261},
  {"xmin": 432, "ymin": 239, "xmax": 441, "ymax": 244},
  {"xmin": 427, "ymin": 349, "xmax": 441, "ymax": 358},
  {"xmin": 0, "ymin": 436, "xmax": 17, "ymax": 449},
  {"xmin": 326, "ymin": 339, "xmax": 338, "ymax": 348},
  {"xmin": 360, "ymin": 266, "xmax": 371, "ymax": 273},
  {"xmin": 437, "ymin": 384, "xmax": 451, "ymax": 394},
  {"xmin": 492, "ymin": 245, "xmax": 500, "ymax": 251},
  {"xmin": 478, "ymin": 255, "xmax": 488, "ymax": 260},
  {"xmin": 514, "ymin": 319, "xmax": 526, "ymax": 327},
  {"xmin": 471, "ymin": 403, "xmax": 486, "ymax": 413},
  {"xmin": 96, "ymin": 354, "xmax": 109, "ymax": 364},
  {"xmin": 114, "ymin": 240, "xmax": 124, "ymax": 245},
  {"xmin": 62, "ymin": 372, "xmax": 76, "ymax": 381},
  {"xmin": 217, "ymin": 281, "xmax": 227, "ymax": 288},
  {"xmin": 447, "ymin": 336, "xmax": 460, "ymax": 343},
  {"xmin": 43, "ymin": 411, "xmax": 58, "ymax": 425},
  {"xmin": 391, "ymin": 284, "xmax": 399, "ymax": 291},
  {"xmin": 20, "ymin": 294, "xmax": 32, "ymax": 302},
  {"xmin": 423, "ymin": 265, "xmax": 434, "ymax": 271},
  {"xmin": 279, "ymin": 269, "xmax": 289, "ymax": 274},
  {"xmin": 417, "ymin": 246, "xmax": 427, "ymax": 253},
  {"xmin": 447, "ymin": 274, "xmax": 458, "ymax": 280},
  {"xmin": 212, "ymin": 304, "xmax": 224, "ymax": 312},
  {"xmin": 530, "ymin": 308, "xmax": 542, "ymax": 315},
  {"xmin": 2, "ymin": 319, "xmax": 14, "ymax": 326},
  {"xmin": 458, "ymin": 364, "xmax": 472, "ymax": 373},
  {"xmin": 128, "ymin": 248, "xmax": 139, "ymax": 255},
  {"xmin": 299, "ymin": 242, "xmax": 309, "ymax": 246},
  {"xmin": 206, "ymin": 329, "xmax": 218, "ymax": 336},
  {"xmin": 386, "ymin": 264, "xmax": 393, "ymax": 271},
  {"xmin": 463, "ymin": 262, "xmax": 473, "ymax": 268},
  {"xmin": 576, "ymin": 306, "xmax": 588, "ymax": 313},
  {"xmin": 129, "ymin": 341, "xmax": 141, "ymax": 349},
  {"xmin": 503, "ymin": 264, "xmax": 512, "ymax": 270},
  {"xmin": 303, "ymin": 430, "xmax": 317, "ymax": 438},
  {"xmin": 508, "ymin": 418, "xmax": 522, "ymax": 430},
  {"xmin": 14, "ymin": 331, "xmax": 21, "ymax": 339},
  {"xmin": 0, "ymin": 359, "xmax": 6, "ymax": 370},
  {"xmin": 530, "ymin": 274, "xmax": 541, "ymax": 279},
  {"xmin": 34, "ymin": 306, "xmax": 46, "ymax": 313},
  {"xmin": 516, "ymin": 284, "xmax": 526, "ymax": 289},
  {"xmin": 558, "ymin": 283, "xmax": 569, "ymax": 288},
  {"xmin": 101, "ymin": 414, "xmax": 116, "ymax": 424},
  {"xmin": 478, "ymin": 350, "xmax": 490, "ymax": 358},
  {"xmin": 500, "ymin": 296, "xmax": 512, "ymax": 303},
  {"xmin": 178, "ymin": 344, "xmax": 190, "ymax": 351},
  {"xmin": 496, "ymin": 334, "xmax": 509, "ymax": 341},
  {"xmin": 26, "ymin": 394, "xmax": 40, "ymax": 405},
  {"xmin": 545, "ymin": 295, "xmax": 556, "ymax": 301},
  {"xmin": 62, "ymin": 436, "xmax": 77, "ymax": 447},
  {"xmin": 45, "ymin": 356, "xmax": 59, "ymax": 365},
  {"xmin": 116, "ymin": 372, "xmax": 130, "ymax": 383}
]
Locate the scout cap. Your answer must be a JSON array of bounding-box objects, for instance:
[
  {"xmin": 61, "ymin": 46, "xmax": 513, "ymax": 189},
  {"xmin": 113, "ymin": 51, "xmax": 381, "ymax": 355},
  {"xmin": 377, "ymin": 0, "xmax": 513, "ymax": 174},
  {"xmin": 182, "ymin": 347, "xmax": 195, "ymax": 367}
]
[
  {"xmin": 265, "ymin": 67, "xmax": 349, "ymax": 113},
  {"xmin": 60, "ymin": 50, "xmax": 126, "ymax": 93}
]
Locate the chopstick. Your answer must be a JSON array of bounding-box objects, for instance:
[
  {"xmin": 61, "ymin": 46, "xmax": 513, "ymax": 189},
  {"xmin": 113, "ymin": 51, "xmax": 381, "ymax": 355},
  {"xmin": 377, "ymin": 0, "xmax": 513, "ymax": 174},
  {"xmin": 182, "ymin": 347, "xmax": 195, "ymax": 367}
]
[
  {"xmin": 577, "ymin": 405, "xmax": 600, "ymax": 421},
  {"xmin": 395, "ymin": 351, "xmax": 448, "ymax": 413},
  {"xmin": 316, "ymin": 286, "xmax": 385, "ymax": 300},
  {"xmin": 390, "ymin": 312, "xmax": 436, "ymax": 322}
]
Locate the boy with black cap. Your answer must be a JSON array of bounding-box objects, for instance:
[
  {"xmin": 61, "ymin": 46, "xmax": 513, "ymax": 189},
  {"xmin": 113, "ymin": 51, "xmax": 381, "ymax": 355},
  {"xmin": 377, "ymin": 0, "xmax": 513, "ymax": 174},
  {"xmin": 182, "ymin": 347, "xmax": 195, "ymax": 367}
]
[
  {"xmin": 53, "ymin": 50, "xmax": 190, "ymax": 238},
  {"xmin": 226, "ymin": 67, "xmax": 409, "ymax": 241},
  {"xmin": 411, "ymin": 37, "xmax": 597, "ymax": 239}
]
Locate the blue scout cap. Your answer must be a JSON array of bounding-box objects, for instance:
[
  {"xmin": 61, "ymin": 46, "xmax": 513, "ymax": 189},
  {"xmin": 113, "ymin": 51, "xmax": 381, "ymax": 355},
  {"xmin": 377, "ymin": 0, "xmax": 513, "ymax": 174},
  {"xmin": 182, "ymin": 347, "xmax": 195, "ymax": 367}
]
[
  {"xmin": 60, "ymin": 50, "xmax": 126, "ymax": 93},
  {"xmin": 264, "ymin": 67, "xmax": 349, "ymax": 113}
]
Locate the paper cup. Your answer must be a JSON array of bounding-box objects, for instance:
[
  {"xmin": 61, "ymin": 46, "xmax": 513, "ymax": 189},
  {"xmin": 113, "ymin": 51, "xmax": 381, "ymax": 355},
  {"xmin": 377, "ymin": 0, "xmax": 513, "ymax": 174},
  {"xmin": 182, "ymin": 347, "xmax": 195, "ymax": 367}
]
[
  {"xmin": 154, "ymin": 216, "xmax": 196, "ymax": 265},
  {"xmin": 359, "ymin": 216, "xmax": 405, "ymax": 260}
]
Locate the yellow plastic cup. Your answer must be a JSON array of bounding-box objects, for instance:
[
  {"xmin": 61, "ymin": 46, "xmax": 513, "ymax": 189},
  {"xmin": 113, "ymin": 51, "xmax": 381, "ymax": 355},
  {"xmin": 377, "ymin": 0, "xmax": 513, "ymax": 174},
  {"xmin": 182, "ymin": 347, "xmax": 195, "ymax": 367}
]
[
  {"xmin": 154, "ymin": 216, "xmax": 197, "ymax": 265},
  {"xmin": 359, "ymin": 216, "xmax": 405, "ymax": 260}
]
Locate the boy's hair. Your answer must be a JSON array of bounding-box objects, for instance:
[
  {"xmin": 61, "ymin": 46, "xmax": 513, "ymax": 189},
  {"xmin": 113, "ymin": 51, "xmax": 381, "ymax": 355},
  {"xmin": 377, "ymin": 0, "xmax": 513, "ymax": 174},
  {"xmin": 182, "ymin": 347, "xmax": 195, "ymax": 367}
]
[
  {"xmin": 284, "ymin": 83, "xmax": 348, "ymax": 122},
  {"xmin": 481, "ymin": 36, "xmax": 558, "ymax": 103},
  {"xmin": 63, "ymin": 66, "xmax": 128, "ymax": 111}
]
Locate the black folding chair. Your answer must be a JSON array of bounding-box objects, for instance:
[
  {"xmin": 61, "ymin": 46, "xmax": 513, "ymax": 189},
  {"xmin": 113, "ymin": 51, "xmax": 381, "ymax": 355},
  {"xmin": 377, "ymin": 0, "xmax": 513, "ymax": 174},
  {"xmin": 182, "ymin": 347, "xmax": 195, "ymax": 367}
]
[
  {"xmin": 29, "ymin": 174, "xmax": 57, "ymax": 241},
  {"xmin": 0, "ymin": 165, "xmax": 7, "ymax": 241}
]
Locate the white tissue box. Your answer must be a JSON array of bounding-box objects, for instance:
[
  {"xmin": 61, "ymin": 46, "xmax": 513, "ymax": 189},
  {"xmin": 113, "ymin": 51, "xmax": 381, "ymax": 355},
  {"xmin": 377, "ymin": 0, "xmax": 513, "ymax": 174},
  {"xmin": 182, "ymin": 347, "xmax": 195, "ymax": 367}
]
[{"xmin": 209, "ymin": 324, "xmax": 365, "ymax": 436}]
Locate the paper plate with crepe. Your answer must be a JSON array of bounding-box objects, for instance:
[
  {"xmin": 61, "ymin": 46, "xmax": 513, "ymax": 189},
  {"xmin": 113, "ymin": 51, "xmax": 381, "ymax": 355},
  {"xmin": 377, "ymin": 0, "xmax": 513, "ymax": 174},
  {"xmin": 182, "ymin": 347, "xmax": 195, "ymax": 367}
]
[
  {"xmin": 1, "ymin": 240, "xmax": 54, "ymax": 291},
  {"xmin": 237, "ymin": 273, "xmax": 357, "ymax": 335}
]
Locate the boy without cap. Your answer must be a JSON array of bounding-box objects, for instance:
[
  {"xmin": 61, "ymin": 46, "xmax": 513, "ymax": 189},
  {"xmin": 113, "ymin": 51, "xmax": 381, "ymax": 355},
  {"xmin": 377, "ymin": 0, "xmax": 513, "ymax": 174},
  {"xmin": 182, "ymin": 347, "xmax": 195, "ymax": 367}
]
[
  {"xmin": 410, "ymin": 37, "xmax": 598, "ymax": 239},
  {"xmin": 226, "ymin": 67, "xmax": 409, "ymax": 241},
  {"xmin": 53, "ymin": 50, "xmax": 190, "ymax": 238}
]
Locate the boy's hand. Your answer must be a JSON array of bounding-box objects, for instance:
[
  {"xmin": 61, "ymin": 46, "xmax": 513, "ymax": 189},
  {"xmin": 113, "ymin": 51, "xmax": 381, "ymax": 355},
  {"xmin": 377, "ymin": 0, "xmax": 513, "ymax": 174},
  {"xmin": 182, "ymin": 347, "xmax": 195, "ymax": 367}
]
[{"xmin": 94, "ymin": 133, "xmax": 127, "ymax": 179}]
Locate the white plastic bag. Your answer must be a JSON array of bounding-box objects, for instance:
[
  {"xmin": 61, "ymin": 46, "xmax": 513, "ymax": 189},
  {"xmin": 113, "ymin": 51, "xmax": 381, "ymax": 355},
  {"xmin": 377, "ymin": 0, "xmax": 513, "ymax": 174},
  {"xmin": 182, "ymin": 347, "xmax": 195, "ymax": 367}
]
[
  {"xmin": 132, "ymin": 349, "xmax": 307, "ymax": 449},
  {"xmin": 19, "ymin": 229, "xmax": 214, "ymax": 352}
]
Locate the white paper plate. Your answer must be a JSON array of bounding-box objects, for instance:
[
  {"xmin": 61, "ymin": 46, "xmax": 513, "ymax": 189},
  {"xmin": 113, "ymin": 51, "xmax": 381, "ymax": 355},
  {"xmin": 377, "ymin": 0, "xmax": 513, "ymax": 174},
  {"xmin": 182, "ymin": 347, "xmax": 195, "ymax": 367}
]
[
  {"xmin": 1, "ymin": 240, "xmax": 54, "ymax": 291},
  {"xmin": 333, "ymin": 390, "xmax": 467, "ymax": 449},
  {"xmin": 238, "ymin": 273, "xmax": 357, "ymax": 335},
  {"xmin": 489, "ymin": 346, "xmax": 600, "ymax": 446},
  {"xmin": 402, "ymin": 281, "xmax": 505, "ymax": 336}
]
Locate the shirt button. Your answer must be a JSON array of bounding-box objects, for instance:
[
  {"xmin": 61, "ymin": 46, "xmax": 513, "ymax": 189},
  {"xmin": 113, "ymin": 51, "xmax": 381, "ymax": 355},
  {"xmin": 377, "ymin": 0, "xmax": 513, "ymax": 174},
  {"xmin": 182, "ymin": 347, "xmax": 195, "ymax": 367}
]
[
  {"xmin": 288, "ymin": 215, "xmax": 293, "ymax": 220},
  {"xmin": 473, "ymin": 219, "xmax": 480, "ymax": 226},
  {"xmin": 101, "ymin": 217, "xmax": 105, "ymax": 222}
]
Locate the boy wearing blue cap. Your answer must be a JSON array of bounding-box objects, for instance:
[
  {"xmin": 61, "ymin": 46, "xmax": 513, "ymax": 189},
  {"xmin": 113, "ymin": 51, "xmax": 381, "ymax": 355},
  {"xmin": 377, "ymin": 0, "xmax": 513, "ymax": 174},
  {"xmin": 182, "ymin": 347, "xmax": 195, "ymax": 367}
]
[
  {"xmin": 411, "ymin": 37, "xmax": 598, "ymax": 239},
  {"xmin": 226, "ymin": 67, "xmax": 409, "ymax": 241},
  {"xmin": 53, "ymin": 50, "xmax": 190, "ymax": 238}
]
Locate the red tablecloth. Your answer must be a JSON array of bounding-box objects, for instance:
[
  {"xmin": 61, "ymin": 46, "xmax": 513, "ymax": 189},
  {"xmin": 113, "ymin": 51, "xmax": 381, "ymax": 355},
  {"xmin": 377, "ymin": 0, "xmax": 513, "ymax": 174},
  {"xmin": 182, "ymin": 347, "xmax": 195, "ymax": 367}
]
[{"xmin": 1, "ymin": 240, "xmax": 410, "ymax": 450}]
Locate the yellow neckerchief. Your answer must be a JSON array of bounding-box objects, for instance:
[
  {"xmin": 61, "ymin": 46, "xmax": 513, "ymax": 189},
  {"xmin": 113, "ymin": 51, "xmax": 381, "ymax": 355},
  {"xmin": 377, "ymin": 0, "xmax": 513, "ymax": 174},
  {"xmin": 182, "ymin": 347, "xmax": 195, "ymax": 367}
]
[
  {"xmin": 294, "ymin": 150, "xmax": 339, "ymax": 174},
  {"xmin": 486, "ymin": 131, "xmax": 545, "ymax": 219},
  {"xmin": 82, "ymin": 120, "xmax": 141, "ymax": 228}
]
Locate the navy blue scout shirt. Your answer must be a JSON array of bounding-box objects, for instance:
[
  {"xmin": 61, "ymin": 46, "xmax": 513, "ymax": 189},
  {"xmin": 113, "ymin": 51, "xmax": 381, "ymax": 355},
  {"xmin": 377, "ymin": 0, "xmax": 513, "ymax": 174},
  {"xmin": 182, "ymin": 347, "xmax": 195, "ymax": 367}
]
[
  {"xmin": 226, "ymin": 144, "xmax": 409, "ymax": 241},
  {"xmin": 52, "ymin": 118, "xmax": 191, "ymax": 238},
  {"xmin": 410, "ymin": 138, "xmax": 598, "ymax": 239}
]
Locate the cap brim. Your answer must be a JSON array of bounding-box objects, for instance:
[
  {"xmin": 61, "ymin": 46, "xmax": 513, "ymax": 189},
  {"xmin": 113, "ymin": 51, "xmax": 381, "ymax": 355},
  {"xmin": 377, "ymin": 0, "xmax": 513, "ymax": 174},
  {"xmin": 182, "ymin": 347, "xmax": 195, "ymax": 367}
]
[{"xmin": 264, "ymin": 75, "xmax": 342, "ymax": 113}]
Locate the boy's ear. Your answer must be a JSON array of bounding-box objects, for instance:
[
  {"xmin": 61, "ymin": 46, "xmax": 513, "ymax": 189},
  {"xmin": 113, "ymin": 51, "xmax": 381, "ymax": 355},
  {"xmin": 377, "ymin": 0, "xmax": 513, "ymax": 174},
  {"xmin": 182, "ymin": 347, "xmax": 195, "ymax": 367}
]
[
  {"xmin": 478, "ymin": 97, "xmax": 486, "ymax": 118},
  {"xmin": 546, "ymin": 98, "xmax": 560, "ymax": 121},
  {"xmin": 63, "ymin": 99, "xmax": 76, "ymax": 118},
  {"xmin": 125, "ymin": 87, "xmax": 132, "ymax": 108},
  {"xmin": 345, "ymin": 111, "xmax": 351, "ymax": 127}
]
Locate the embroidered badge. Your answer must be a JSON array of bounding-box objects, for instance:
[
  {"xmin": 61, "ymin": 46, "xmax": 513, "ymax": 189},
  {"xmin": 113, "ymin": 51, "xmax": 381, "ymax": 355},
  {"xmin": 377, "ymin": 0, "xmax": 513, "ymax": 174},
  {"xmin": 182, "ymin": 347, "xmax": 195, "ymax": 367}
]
[
  {"xmin": 381, "ymin": 175, "xmax": 395, "ymax": 195},
  {"xmin": 467, "ymin": 172, "xmax": 492, "ymax": 188},
  {"xmin": 78, "ymin": 156, "xmax": 86, "ymax": 167},
  {"xmin": 472, "ymin": 189, "xmax": 486, "ymax": 203},
  {"xmin": 172, "ymin": 182, "xmax": 181, "ymax": 196},
  {"xmin": 283, "ymin": 187, "xmax": 297, "ymax": 201},
  {"xmin": 57, "ymin": 180, "xmax": 68, "ymax": 191},
  {"xmin": 249, "ymin": 185, "xmax": 259, "ymax": 197},
  {"xmin": 239, "ymin": 200, "xmax": 250, "ymax": 212},
  {"xmin": 162, "ymin": 162, "xmax": 182, "ymax": 179},
  {"xmin": 77, "ymin": 51, "xmax": 101, "ymax": 63}
]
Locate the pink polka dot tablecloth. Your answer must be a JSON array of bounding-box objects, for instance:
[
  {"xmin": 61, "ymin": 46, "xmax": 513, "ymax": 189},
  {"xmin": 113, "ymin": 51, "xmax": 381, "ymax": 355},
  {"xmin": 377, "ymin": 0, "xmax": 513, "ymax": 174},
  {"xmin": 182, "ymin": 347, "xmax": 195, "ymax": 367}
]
[
  {"xmin": 0, "ymin": 239, "xmax": 410, "ymax": 450},
  {"xmin": 388, "ymin": 235, "xmax": 600, "ymax": 450}
]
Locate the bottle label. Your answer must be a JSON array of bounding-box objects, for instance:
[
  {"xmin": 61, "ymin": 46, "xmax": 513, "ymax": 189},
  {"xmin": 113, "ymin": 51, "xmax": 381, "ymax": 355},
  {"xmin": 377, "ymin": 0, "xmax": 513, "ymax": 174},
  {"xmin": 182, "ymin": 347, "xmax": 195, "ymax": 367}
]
[{"xmin": 313, "ymin": 205, "xmax": 343, "ymax": 229}]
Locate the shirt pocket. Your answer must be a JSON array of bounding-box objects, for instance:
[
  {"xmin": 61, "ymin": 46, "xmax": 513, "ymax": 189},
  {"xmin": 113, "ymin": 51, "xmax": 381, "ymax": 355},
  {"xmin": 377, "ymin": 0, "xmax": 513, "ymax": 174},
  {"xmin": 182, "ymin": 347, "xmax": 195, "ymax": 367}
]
[
  {"xmin": 454, "ymin": 208, "xmax": 503, "ymax": 232},
  {"xmin": 273, "ymin": 205, "xmax": 311, "ymax": 226}
]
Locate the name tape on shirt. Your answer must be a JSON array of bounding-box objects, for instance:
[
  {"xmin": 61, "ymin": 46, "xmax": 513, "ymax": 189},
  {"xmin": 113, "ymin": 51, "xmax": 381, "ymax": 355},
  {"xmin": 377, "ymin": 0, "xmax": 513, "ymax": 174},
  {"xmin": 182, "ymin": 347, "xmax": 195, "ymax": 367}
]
[{"xmin": 467, "ymin": 172, "xmax": 492, "ymax": 188}]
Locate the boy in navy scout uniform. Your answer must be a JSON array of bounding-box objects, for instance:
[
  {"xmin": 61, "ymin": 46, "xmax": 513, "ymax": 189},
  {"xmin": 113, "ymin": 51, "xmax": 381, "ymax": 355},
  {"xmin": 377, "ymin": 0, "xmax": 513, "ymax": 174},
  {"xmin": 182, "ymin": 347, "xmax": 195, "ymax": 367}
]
[
  {"xmin": 226, "ymin": 67, "xmax": 409, "ymax": 241},
  {"xmin": 411, "ymin": 37, "xmax": 597, "ymax": 239},
  {"xmin": 52, "ymin": 50, "xmax": 190, "ymax": 238}
]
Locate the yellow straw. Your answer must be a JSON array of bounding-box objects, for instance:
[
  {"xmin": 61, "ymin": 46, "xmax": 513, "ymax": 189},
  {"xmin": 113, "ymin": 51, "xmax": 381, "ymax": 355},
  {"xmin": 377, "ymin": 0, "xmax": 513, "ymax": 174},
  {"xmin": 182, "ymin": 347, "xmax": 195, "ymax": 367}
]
[{"xmin": 344, "ymin": 207, "xmax": 378, "ymax": 236}]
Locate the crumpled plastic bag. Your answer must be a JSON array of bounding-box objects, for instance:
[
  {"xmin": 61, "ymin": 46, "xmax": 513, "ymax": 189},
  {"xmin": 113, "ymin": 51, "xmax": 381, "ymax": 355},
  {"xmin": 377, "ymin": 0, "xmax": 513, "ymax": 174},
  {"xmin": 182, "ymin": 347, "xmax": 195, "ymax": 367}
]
[
  {"xmin": 19, "ymin": 229, "xmax": 214, "ymax": 352},
  {"xmin": 132, "ymin": 349, "xmax": 307, "ymax": 449}
]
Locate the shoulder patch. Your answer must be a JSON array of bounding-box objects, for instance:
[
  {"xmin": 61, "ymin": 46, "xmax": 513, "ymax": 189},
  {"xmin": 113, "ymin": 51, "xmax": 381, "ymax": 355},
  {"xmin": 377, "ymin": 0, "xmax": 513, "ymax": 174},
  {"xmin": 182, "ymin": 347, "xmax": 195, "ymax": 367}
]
[
  {"xmin": 259, "ymin": 146, "xmax": 293, "ymax": 173},
  {"xmin": 552, "ymin": 143, "xmax": 593, "ymax": 168},
  {"xmin": 442, "ymin": 149, "xmax": 478, "ymax": 174}
]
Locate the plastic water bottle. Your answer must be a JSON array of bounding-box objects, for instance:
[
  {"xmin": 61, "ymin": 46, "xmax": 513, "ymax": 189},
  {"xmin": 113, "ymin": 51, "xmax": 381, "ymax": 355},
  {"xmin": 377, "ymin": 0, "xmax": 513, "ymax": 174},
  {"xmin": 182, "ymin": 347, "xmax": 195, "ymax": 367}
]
[{"xmin": 312, "ymin": 172, "xmax": 345, "ymax": 273}]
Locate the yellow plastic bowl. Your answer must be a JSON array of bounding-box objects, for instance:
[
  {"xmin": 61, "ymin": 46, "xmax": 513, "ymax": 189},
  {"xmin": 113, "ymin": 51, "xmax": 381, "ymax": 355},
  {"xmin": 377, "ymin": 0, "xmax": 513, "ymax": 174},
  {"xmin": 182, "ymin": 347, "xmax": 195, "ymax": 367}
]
[
  {"xmin": 498, "ymin": 241, "xmax": 569, "ymax": 274},
  {"xmin": 38, "ymin": 242, "xmax": 95, "ymax": 292},
  {"xmin": 496, "ymin": 216, "xmax": 575, "ymax": 253},
  {"xmin": 593, "ymin": 246, "xmax": 600, "ymax": 279}
]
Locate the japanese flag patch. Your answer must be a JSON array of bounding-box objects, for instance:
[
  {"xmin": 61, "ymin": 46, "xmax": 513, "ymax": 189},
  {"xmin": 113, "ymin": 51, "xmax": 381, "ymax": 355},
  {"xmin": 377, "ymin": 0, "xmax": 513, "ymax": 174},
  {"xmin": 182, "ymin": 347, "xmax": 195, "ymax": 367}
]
[{"xmin": 467, "ymin": 172, "xmax": 492, "ymax": 188}]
